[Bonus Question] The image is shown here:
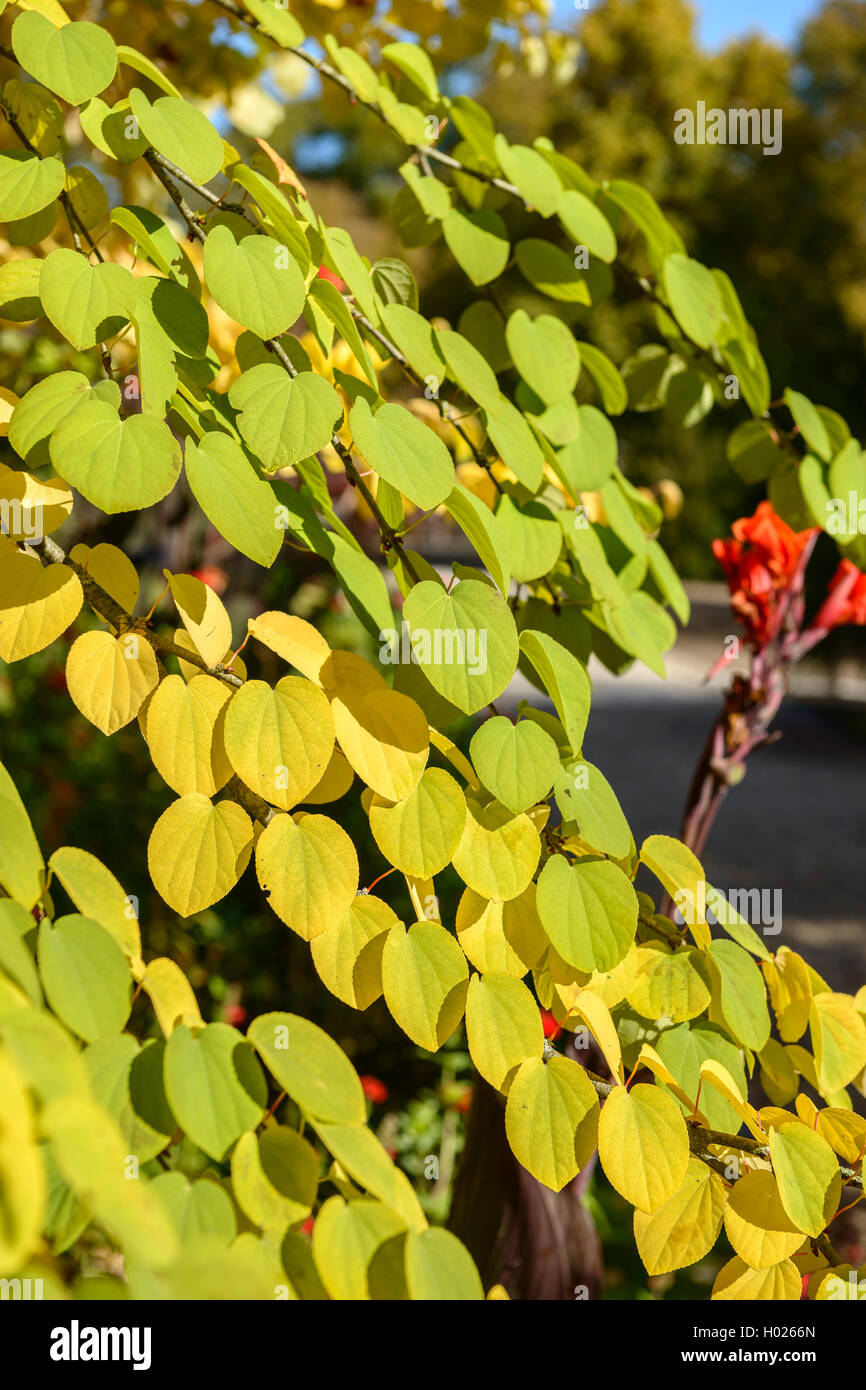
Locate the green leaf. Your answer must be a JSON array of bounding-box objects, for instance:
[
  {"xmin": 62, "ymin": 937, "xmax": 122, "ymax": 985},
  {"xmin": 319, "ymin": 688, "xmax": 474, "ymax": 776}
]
[
  {"xmin": 515, "ymin": 238, "xmax": 591, "ymax": 304},
  {"xmin": 0, "ymin": 257, "xmax": 42, "ymax": 321},
  {"xmin": 312, "ymin": 1196, "xmax": 405, "ymax": 1300},
  {"xmin": 554, "ymin": 758, "xmax": 632, "ymax": 858},
  {"xmin": 227, "ymin": 163, "xmax": 312, "ymax": 274},
  {"xmin": 578, "ymin": 341, "xmax": 627, "ymax": 415},
  {"xmin": 402, "ymin": 578, "xmax": 519, "ymax": 714},
  {"xmin": 504, "ymin": 1055, "xmax": 599, "ymax": 1191},
  {"xmin": 230, "ymin": 1127, "xmax": 318, "ymax": 1231},
  {"xmin": 185, "ymin": 432, "xmax": 280, "ymax": 568},
  {"xmin": 382, "ymin": 921, "xmax": 469, "ymax": 1051},
  {"xmin": 605, "ymin": 180, "xmax": 685, "ymax": 263},
  {"xmin": 37, "ymin": 915, "xmax": 131, "ymax": 1042},
  {"xmin": 436, "ymin": 328, "xmax": 502, "ymax": 416},
  {"xmin": 48, "ymin": 845, "xmax": 141, "ymax": 963},
  {"xmin": 79, "ymin": 96, "xmax": 150, "ymax": 163},
  {"xmin": 405, "ymin": 1227, "xmax": 484, "ymax": 1300},
  {"xmin": 111, "ymin": 206, "xmax": 199, "ymax": 291},
  {"xmin": 0, "ymin": 149, "xmax": 65, "ymax": 221},
  {"xmin": 164, "ymin": 1023, "xmax": 267, "ymax": 1161},
  {"xmin": 307, "ymin": 275, "xmax": 378, "ymax": 388},
  {"xmin": 84, "ymin": 1035, "xmax": 174, "ymax": 1163},
  {"xmin": 557, "ymin": 189, "xmax": 617, "ymax": 263},
  {"xmin": 228, "ymin": 363, "xmax": 342, "ymax": 472},
  {"xmin": 505, "ymin": 309, "xmax": 580, "ymax": 406},
  {"xmin": 249, "ymin": 1012, "xmax": 366, "ymax": 1124},
  {"xmin": 203, "ymin": 225, "xmax": 306, "ymax": 339},
  {"xmin": 379, "ymin": 303, "xmax": 445, "ymax": 382},
  {"xmin": 0, "ymin": 900, "xmax": 42, "ymax": 1004},
  {"xmin": 382, "ymin": 41, "xmax": 440, "ymax": 102},
  {"xmin": 322, "ymin": 224, "xmax": 380, "ymax": 324},
  {"xmin": 12, "ymin": 13, "xmax": 117, "ymax": 106},
  {"xmin": 655, "ymin": 1022, "xmax": 748, "ymax": 1132},
  {"xmin": 517, "ymin": 629, "xmax": 590, "ymax": 752},
  {"xmin": 39, "ymin": 248, "xmax": 134, "ymax": 351},
  {"xmin": 708, "ymin": 939, "xmax": 771, "ymax": 1052},
  {"xmin": 494, "ymin": 494, "xmax": 562, "ymax": 582},
  {"xmin": 470, "ymin": 715, "xmax": 559, "ymax": 815},
  {"xmin": 151, "ymin": 1172, "xmax": 236, "ymax": 1243},
  {"xmin": 50, "ymin": 400, "xmax": 181, "ymax": 513},
  {"xmin": 769, "ymin": 1124, "xmax": 842, "ymax": 1238},
  {"xmin": 315, "ymin": 1123, "xmax": 426, "ymax": 1230},
  {"xmin": 662, "ymin": 255, "xmax": 722, "ymax": 349},
  {"xmin": 349, "ymin": 397, "xmax": 454, "ymax": 510},
  {"xmin": 442, "ymin": 208, "xmax": 509, "ymax": 287},
  {"xmin": 483, "ymin": 397, "xmax": 545, "ymax": 491},
  {"xmin": 494, "ymin": 136, "xmax": 561, "ymax": 216},
  {"xmin": 128, "ymin": 88, "xmax": 224, "ymax": 185},
  {"xmin": 556, "ymin": 405, "xmax": 617, "ymax": 494},
  {"xmin": 0, "ymin": 760, "xmax": 45, "ymax": 909},
  {"xmin": 243, "ymin": 0, "xmax": 304, "ymax": 46},
  {"xmin": 784, "ymin": 388, "xmax": 832, "ymax": 463},
  {"xmin": 371, "ymin": 258, "xmax": 418, "ymax": 311},
  {"xmin": 8, "ymin": 370, "xmax": 119, "ymax": 467},
  {"xmin": 443, "ymin": 482, "xmax": 510, "ymax": 593},
  {"xmin": 465, "ymin": 972, "xmax": 544, "ymax": 1091},
  {"xmin": 536, "ymin": 855, "xmax": 637, "ymax": 972}
]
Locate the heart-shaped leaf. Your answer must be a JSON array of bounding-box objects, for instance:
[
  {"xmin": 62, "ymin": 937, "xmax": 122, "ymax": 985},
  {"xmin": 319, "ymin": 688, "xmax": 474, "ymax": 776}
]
[
  {"xmin": 128, "ymin": 88, "xmax": 224, "ymax": 185},
  {"xmin": 185, "ymin": 432, "xmax": 281, "ymax": 568},
  {"xmin": 203, "ymin": 225, "xmax": 306, "ymax": 339},
  {"xmin": 50, "ymin": 400, "xmax": 181, "ymax": 512},
  {"xmin": 506, "ymin": 309, "xmax": 580, "ymax": 405},
  {"xmin": 229, "ymin": 364, "xmax": 343, "ymax": 472},
  {"xmin": 0, "ymin": 149, "xmax": 65, "ymax": 221},
  {"xmin": 40, "ymin": 249, "xmax": 134, "ymax": 351},
  {"xmin": 350, "ymin": 397, "xmax": 454, "ymax": 511},
  {"xmin": 469, "ymin": 715, "xmax": 559, "ymax": 814},
  {"xmin": 402, "ymin": 578, "xmax": 519, "ymax": 714},
  {"xmin": 0, "ymin": 544, "xmax": 83, "ymax": 663},
  {"xmin": 13, "ymin": 13, "xmax": 117, "ymax": 106}
]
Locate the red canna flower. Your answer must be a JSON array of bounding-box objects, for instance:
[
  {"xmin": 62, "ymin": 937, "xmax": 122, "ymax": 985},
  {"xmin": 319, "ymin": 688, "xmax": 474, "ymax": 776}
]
[
  {"xmin": 712, "ymin": 502, "xmax": 816, "ymax": 648},
  {"xmin": 811, "ymin": 558, "xmax": 866, "ymax": 631},
  {"xmin": 360, "ymin": 1074, "xmax": 388, "ymax": 1104}
]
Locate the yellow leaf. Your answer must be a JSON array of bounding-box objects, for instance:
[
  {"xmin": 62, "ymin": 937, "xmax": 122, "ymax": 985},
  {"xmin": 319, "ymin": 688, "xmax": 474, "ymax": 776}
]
[
  {"xmin": 810, "ymin": 991, "xmax": 866, "ymax": 1094},
  {"xmin": 68, "ymin": 541, "xmax": 139, "ymax": 615},
  {"xmin": 455, "ymin": 884, "xmax": 547, "ymax": 977},
  {"xmin": 301, "ymin": 746, "xmax": 354, "ymax": 805},
  {"xmin": 143, "ymin": 673, "xmax": 233, "ymax": 797},
  {"xmin": 814, "ymin": 1107, "xmax": 866, "ymax": 1165},
  {"xmin": 0, "ymin": 1049, "xmax": 45, "ymax": 1276},
  {"xmin": 166, "ymin": 569, "xmax": 232, "ymax": 668},
  {"xmin": 567, "ymin": 986, "xmax": 624, "ymax": 1084},
  {"xmin": 16, "ymin": 1, "xmax": 71, "ymax": 27},
  {"xmin": 712, "ymin": 1254, "xmax": 801, "ymax": 1300},
  {"xmin": 634, "ymin": 1157, "xmax": 726, "ymax": 1276},
  {"xmin": 313, "ymin": 1122, "xmax": 426, "ymax": 1232},
  {"xmin": 311, "ymin": 1196, "xmax": 405, "ymax": 1300},
  {"xmin": 757, "ymin": 1038, "xmax": 799, "ymax": 1107},
  {"xmin": 724, "ymin": 1169, "xmax": 805, "ymax": 1268},
  {"xmin": 699, "ymin": 1059, "xmax": 766, "ymax": 1140},
  {"xmin": 0, "ymin": 544, "xmax": 82, "ymax": 662},
  {"xmin": 504, "ymin": 1055, "xmax": 599, "ymax": 1192},
  {"xmin": 223, "ymin": 676, "xmax": 335, "ymax": 810},
  {"xmin": 633, "ymin": 1045, "xmax": 698, "ymax": 1113},
  {"xmin": 255, "ymin": 811, "xmax": 358, "ymax": 939},
  {"xmin": 451, "ymin": 794, "xmax": 541, "ymax": 901},
  {"xmin": 769, "ymin": 1123, "xmax": 842, "ymax": 1237},
  {"xmin": 140, "ymin": 956, "xmax": 203, "ymax": 1036},
  {"xmin": 173, "ymin": 628, "xmax": 246, "ymax": 683},
  {"xmin": 638, "ymin": 834, "xmax": 710, "ymax": 950},
  {"xmin": 148, "ymin": 793, "xmax": 253, "ymax": 916},
  {"xmin": 330, "ymin": 678, "xmax": 429, "ymax": 801},
  {"xmin": 0, "ymin": 758, "xmax": 45, "ymax": 909},
  {"xmin": 230, "ymin": 1127, "xmax": 318, "ymax": 1232},
  {"xmin": 0, "ymin": 459, "xmax": 72, "ymax": 536},
  {"xmin": 66, "ymin": 629, "xmax": 159, "ymax": 735},
  {"xmin": 597, "ymin": 1082, "xmax": 689, "ymax": 1213},
  {"xmin": 247, "ymin": 611, "xmax": 330, "ymax": 682},
  {"xmin": 0, "ymin": 388, "xmax": 17, "ymax": 435},
  {"xmin": 369, "ymin": 767, "xmax": 466, "ymax": 878},
  {"xmin": 48, "ymin": 845, "xmax": 141, "ymax": 964},
  {"xmin": 310, "ymin": 894, "xmax": 398, "ymax": 1010},
  {"xmin": 579, "ymin": 944, "xmax": 639, "ymax": 1009},
  {"xmin": 465, "ymin": 973, "xmax": 544, "ymax": 1092},
  {"xmin": 762, "ymin": 946, "xmax": 812, "ymax": 1042},
  {"xmin": 381, "ymin": 920, "xmax": 469, "ymax": 1051},
  {"xmin": 626, "ymin": 942, "xmax": 710, "ymax": 1023}
]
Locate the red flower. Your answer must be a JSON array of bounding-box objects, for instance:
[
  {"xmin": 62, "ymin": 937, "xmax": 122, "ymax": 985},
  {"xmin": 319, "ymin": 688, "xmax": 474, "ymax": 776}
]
[
  {"xmin": 224, "ymin": 1003, "xmax": 247, "ymax": 1027},
  {"xmin": 812, "ymin": 558, "xmax": 866, "ymax": 631},
  {"xmin": 317, "ymin": 265, "xmax": 346, "ymax": 292},
  {"xmin": 712, "ymin": 502, "xmax": 815, "ymax": 647},
  {"xmin": 360, "ymin": 1075, "xmax": 388, "ymax": 1104},
  {"xmin": 540, "ymin": 1009, "xmax": 561, "ymax": 1042},
  {"xmin": 301, "ymin": 1216, "xmax": 315, "ymax": 1236},
  {"xmin": 189, "ymin": 565, "xmax": 228, "ymax": 595}
]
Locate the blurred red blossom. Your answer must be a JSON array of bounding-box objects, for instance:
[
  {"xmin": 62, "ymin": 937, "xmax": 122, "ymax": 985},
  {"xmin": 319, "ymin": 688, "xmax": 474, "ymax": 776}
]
[
  {"xmin": 711, "ymin": 502, "xmax": 816, "ymax": 648},
  {"xmin": 360, "ymin": 1075, "xmax": 388, "ymax": 1104}
]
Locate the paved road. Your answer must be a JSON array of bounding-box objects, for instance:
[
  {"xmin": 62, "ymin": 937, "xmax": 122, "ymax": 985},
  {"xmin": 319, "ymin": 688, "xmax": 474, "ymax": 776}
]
[{"xmin": 507, "ymin": 587, "xmax": 866, "ymax": 994}]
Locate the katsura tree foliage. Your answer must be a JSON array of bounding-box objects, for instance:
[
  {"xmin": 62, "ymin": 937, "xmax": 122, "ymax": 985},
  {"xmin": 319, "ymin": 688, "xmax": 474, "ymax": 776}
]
[{"xmin": 0, "ymin": 0, "xmax": 865, "ymax": 1303}]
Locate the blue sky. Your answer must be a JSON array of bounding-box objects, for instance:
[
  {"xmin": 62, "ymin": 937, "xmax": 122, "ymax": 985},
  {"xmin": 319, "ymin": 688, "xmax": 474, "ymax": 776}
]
[{"xmin": 554, "ymin": 0, "xmax": 822, "ymax": 50}]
